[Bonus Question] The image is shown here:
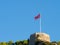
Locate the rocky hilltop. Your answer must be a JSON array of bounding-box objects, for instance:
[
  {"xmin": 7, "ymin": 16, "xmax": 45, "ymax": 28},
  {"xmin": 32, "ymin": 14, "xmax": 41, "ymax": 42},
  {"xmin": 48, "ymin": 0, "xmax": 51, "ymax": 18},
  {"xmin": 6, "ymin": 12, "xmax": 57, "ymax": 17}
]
[{"xmin": 29, "ymin": 32, "xmax": 50, "ymax": 45}]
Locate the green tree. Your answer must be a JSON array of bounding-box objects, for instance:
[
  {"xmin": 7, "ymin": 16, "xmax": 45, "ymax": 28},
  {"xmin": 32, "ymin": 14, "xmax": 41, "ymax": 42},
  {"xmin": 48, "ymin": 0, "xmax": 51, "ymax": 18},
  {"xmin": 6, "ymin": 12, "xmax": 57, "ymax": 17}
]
[
  {"xmin": 57, "ymin": 41, "xmax": 60, "ymax": 45},
  {"xmin": 8, "ymin": 40, "xmax": 14, "ymax": 45},
  {"xmin": 0, "ymin": 42, "xmax": 7, "ymax": 45},
  {"xmin": 23, "ymin": 40, "xmax": 28, "ymax": 45},
  {"xmin": 44, "ymin": 42, "xmax": 51, "ymax": 45}
]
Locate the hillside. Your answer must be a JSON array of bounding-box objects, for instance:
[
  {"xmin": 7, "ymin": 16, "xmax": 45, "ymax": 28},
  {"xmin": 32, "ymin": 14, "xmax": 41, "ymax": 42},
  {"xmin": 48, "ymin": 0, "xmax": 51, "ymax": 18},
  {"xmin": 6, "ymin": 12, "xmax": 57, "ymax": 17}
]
[{"xmin": 0, "ymin": 40, "xmax": 60, "ymax": 45}]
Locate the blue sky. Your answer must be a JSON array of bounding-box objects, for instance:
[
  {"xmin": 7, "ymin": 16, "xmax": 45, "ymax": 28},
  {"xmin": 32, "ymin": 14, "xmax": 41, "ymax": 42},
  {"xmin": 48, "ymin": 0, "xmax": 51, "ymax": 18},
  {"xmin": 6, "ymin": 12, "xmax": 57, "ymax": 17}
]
[{"xmin": 0, "ymin": 0, "xmax": 60, "ymax": 42}]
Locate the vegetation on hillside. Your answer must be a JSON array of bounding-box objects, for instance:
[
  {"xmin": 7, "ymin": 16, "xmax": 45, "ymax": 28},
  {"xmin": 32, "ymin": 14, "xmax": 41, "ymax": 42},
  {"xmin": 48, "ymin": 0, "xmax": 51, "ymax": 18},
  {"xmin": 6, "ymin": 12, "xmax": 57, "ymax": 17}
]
[{"xmin": 0, "ymin": 39, "xmax": 60, "ymax": 45}]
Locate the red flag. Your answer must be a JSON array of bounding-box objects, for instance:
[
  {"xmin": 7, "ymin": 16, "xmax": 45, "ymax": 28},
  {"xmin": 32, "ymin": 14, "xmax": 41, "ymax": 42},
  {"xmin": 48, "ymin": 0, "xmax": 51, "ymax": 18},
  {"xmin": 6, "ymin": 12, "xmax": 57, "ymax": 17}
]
[{"xmin": 34, "ymin": 13, "xmax": 40, "ymax": 20}]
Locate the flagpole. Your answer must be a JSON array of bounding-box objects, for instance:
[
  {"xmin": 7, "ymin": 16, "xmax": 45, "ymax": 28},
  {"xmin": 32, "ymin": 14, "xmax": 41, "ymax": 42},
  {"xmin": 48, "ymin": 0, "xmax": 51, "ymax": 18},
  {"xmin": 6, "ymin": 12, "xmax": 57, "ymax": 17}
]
[{"xmin": 40, "ymin": 15, "xmax": 41, "ymax": 33}]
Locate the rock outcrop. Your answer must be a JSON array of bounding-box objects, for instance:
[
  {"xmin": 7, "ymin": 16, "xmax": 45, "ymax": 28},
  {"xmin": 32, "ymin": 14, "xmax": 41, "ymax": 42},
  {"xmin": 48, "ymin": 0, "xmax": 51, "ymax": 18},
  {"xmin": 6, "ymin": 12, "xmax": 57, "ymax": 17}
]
[{"xmin": 29, "ymin": 32, "xmax": 50, "ymax": 45}]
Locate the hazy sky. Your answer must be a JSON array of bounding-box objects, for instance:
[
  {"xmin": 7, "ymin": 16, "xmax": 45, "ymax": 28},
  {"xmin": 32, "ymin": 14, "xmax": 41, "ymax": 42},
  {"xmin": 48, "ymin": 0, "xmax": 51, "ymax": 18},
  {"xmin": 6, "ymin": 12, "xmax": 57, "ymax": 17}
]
[{"xmin": 0, "ymin": 0, "xmax": 60, "ymax": 42}]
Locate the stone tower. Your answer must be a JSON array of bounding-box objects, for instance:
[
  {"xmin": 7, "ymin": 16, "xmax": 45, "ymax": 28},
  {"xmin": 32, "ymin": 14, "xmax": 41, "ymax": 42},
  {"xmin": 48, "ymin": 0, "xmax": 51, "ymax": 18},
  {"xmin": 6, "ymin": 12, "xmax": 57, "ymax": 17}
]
[{"xmin": 29, "ymin": 32, "xmax": 50, "ymax": 45}]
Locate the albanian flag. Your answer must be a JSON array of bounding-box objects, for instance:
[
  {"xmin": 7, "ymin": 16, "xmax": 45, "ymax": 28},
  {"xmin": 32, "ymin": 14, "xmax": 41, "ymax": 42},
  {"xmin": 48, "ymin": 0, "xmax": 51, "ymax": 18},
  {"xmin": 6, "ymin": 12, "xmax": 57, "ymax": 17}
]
[{"xmin": 34, "ymin": 13, "xmax": 40, "ymax": 20}]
